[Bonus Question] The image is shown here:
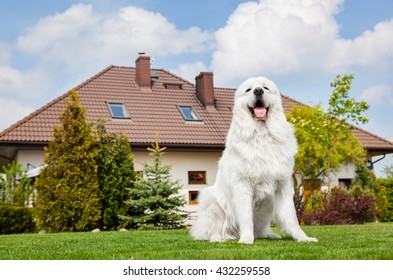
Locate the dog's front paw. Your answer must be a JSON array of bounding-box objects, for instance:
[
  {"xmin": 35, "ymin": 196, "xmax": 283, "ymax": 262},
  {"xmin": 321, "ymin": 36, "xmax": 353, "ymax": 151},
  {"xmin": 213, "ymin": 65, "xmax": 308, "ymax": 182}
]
[
  {"xmin": 209, "ymin": 234, "xmax": 224, "ymax": 243},
  {"xmin": 295, "ymin": 236, "xmax": 318, "ymax": 242},
  {"xmin": 239, "ymin": 233, "xmax": 254, "ymax": 244},
  {"xmin": 259, "ymin": 233, "xmax": 282, "ymax": 240}
]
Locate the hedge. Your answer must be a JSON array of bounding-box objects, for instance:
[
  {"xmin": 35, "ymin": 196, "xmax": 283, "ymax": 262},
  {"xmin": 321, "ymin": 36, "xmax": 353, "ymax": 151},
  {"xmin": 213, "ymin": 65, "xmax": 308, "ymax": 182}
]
[{"xmin": 0, "ymin": 204, "xmax": 36, "ymax": 234}]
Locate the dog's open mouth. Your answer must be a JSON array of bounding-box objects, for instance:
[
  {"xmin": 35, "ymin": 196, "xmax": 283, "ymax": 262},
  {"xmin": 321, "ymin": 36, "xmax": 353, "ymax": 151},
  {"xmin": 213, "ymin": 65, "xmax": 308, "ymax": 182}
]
[{"xmin": 250, "ymin": 100, "xmax": 269, "ymax": 120}]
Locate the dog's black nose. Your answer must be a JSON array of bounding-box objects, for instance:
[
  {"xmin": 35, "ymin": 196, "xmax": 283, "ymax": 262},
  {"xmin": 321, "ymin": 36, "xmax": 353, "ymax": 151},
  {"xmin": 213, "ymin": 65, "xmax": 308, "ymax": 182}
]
[{"xmin": 253, "ymin": 87, "xmax": 264, "ymax": 97}]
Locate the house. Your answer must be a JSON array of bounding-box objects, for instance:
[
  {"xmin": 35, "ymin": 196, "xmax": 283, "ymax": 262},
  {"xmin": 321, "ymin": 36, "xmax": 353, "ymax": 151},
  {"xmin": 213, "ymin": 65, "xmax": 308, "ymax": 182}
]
[{"xmin": 1, "ymin": 55, "xmax": 393, "ymax": 218}]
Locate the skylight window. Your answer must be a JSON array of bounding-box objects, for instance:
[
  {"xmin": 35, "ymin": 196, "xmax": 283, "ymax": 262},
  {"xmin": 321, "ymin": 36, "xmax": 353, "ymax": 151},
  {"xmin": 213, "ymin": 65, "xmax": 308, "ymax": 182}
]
[
  {"xmin": 107, "ymin": 103, "xmax": 130, "ymax": 119},
  {"xmin": 178, "ymin": 106, "xmax": 201, "ymax": 121}
]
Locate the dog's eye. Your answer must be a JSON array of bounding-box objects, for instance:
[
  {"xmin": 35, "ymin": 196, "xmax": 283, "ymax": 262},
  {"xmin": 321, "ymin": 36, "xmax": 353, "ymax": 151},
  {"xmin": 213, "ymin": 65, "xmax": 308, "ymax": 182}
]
[
  {"xmin": 245, "ymin": 88, "xmax": 252, "ymax": 93},
  {"xmin": 263, "ymin": 86, "xmax": 270, "ymax": 91}
]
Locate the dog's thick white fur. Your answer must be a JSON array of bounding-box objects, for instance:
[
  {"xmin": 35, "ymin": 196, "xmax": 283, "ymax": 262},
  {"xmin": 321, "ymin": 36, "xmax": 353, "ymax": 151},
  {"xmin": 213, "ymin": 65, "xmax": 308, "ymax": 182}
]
[{"xmin": 191, "ymin": 77, "xmax": 317, "ymax": 244}]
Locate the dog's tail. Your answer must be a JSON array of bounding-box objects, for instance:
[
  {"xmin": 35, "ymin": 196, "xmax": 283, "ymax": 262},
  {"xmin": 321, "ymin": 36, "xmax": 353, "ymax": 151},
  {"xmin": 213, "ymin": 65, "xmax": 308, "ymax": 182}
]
[{"xmin": 189, "ymin": 186, "xmax": 214, "ymax": 240}]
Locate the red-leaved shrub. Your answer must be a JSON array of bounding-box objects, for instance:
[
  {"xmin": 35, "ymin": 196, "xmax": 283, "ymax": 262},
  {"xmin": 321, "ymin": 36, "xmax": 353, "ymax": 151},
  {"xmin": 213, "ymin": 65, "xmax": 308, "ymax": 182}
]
[{"xmin": 302, "ymin": 187, "xmax": 376, "ymax": 225}]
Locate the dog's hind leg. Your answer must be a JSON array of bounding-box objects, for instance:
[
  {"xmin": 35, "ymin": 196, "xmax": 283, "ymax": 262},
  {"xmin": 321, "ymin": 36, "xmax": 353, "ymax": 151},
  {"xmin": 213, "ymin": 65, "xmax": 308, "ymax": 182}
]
[
  {"xmin": 207, "ymin": 206, "xmax": 226, "ymax": 242},
  {"xmin": 191, "ymin": 186, "xmax": 227, "ymax": 242}
]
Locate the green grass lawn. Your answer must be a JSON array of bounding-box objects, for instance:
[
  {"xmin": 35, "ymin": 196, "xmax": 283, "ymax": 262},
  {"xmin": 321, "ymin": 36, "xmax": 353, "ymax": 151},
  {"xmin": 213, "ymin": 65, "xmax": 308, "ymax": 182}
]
[{"xmin": 1, "ymin": 223, "xmax": 392, "ymax": 260}]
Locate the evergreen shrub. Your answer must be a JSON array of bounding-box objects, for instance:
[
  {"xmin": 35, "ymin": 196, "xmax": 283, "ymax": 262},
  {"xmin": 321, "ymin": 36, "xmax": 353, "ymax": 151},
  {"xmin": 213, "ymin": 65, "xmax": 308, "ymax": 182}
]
[
  {"xmin": 0, "ymin": 204, "xmax": 35, "ymax": 234},
  {"xmin": 378, "ymin": 178, "xmax": 393, "ymax": 222}
]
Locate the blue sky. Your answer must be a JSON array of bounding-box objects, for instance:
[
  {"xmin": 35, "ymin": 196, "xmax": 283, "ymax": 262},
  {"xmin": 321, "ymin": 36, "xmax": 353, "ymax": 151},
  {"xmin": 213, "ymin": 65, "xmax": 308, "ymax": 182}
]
[{"xmin": 0, "ymin": 0, "xmax": 393, "ymax": 176}]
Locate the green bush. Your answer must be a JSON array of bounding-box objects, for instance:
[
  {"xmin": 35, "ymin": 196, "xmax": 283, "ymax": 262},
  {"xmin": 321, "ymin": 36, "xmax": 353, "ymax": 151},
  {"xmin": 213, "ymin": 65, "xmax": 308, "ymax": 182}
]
[
  {"xmin": 96, "ymin": 121, "xmax": 136, "ymax": 230},
  {"xmin": 378, "ymin": 178, "xmax": 393, "ymax": 222},
  {"xmin": 302, "ymin": 187, "xmax": 376, "ymax": 225},
  {"xmin": 374, "ymin": 184, "xmax": 389, "ymax": 221},
  {"xmin": 0, "ymin": 204, "xmax": 36, "ymax": 234}
]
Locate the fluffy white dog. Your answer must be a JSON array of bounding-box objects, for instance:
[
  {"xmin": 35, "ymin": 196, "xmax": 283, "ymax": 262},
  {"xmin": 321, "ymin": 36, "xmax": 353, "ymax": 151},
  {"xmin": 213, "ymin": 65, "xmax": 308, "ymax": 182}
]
[{"xmin": 191, "ymin": 77, "xmax": 317, "ymax": 244}]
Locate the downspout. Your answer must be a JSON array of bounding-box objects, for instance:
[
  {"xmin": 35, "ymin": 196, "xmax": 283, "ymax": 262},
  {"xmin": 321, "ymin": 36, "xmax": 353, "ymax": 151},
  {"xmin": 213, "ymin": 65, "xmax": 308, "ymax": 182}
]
[{"xmin": 368, "ymin": 154, "xmax": 386, "ymax": 170}]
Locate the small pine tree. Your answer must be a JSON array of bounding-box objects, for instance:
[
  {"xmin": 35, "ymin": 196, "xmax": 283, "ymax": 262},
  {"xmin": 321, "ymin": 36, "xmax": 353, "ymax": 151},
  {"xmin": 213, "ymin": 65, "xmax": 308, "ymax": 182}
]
[
  {"xmin": 96, "ymin": 120, "xmax": 136, "ymax": 230},
  {"xmin": 34, "ymin": 90, "xmax": 100, "ymax": 232},
  {"xmin": 120, "ymin": 134, "xmax": 187, "ymax": 229}
]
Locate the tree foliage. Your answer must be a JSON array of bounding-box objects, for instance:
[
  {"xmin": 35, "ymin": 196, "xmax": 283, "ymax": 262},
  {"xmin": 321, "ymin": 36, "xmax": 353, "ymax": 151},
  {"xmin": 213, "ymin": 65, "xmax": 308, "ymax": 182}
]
[
  {"xmin": 96, "ymin": 121, "xmax": 136, "ymax": 230},
  {"xmin": 120, "ymin": 135, "xmax": 187, "ymax": 229},
  {"xmin": 34, "ymin": 90, "xmax": 100, "ymax": 232},
  {"xmin": 382, "ymin": 164, "xmax": 393, "ymax": 178},
  {"xmin": 288, "ymin": 105, "xmax": 365, "ymax": 188},
  {"xmin": 325, "ymin": 74, "xmax": 369, "ymax": 185},
  {"xmin": 288, "ymin": 74, "xmax": 368, "ymax": 188},
  {"xmin": 0, "ymin": 161, "xmax": 31, "ymax": 206}
]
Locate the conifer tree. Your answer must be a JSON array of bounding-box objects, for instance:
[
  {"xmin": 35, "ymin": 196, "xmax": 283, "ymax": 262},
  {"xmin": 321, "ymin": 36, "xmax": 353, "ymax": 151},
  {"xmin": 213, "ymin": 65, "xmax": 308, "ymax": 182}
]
[
  {"xmin": 34, "ymin": 90, "xmax": 100, "ymax": 232},
  {"xmin": 120, "ymin": 134, "xmax": 187, "ymax": 229},
  {"xmin": 96, "ymin": 121, "xmax": 136, "ymax": 230}
]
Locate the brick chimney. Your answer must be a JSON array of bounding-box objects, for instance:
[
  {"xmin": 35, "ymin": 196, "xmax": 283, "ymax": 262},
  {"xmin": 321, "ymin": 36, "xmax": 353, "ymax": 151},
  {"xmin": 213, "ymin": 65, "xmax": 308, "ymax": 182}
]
[
  {"xmin": 135, "ymin": 55, "xmax": 151, "ymax": 92},
  {"xmin": 195, "ymin": 72, "xmax": 215, "ymax": 111}
]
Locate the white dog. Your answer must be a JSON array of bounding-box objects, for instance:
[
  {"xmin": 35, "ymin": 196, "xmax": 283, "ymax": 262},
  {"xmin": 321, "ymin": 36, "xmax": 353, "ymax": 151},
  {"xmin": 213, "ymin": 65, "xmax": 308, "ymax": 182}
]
[{"xmin": 191, "ymin": 77, "xmax": 317, "ymax": 244}]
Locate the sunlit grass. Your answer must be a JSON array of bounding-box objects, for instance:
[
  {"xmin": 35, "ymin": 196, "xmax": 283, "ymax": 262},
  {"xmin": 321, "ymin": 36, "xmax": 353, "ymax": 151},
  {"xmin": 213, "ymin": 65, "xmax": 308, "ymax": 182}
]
[{"xmin": 0, "ymin": 223, "xmax": 392, "ymax": 260}]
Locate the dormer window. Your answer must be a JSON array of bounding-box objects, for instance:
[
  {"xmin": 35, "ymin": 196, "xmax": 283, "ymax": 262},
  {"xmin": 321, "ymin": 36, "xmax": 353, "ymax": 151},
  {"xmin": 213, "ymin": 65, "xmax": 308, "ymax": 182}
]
[
  {"xmin": 178, "ymin": 106, "xmax": 201, "ymax": 121},
  {"xmin": 107, "ymin": 103, "xmax": 130, "ymax": 119}
]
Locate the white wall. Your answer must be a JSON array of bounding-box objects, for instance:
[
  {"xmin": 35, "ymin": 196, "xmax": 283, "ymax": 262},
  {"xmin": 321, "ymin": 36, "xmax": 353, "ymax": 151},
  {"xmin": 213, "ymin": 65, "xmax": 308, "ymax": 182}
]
[
  {"xmin": 16, "ymin": 150, "xmax": 45, "ymax": 170},
  {"xmin": 329, "ymin": 162, "xmax": 357, "ymax": 188}
]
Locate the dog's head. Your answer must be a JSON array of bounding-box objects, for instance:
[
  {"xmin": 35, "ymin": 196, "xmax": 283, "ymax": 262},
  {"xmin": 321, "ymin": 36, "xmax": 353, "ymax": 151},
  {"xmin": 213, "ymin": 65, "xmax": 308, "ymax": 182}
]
[{"xmin": 234, "ymin": 77, "xmax": 282, "ymax": 121}]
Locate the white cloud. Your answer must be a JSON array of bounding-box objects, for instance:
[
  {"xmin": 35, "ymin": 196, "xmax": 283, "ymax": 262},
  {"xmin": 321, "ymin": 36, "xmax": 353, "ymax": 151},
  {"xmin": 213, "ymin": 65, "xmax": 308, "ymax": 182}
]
[
  {"xmin": 330, "ymin": 19, "xmax": 393, "ymax": 69},
  {"xmin": 360, "ymin": 84, "xmax": 391, "ymax": 105},
  {"xmin": 171, "ymin": 61, "xmax": 208, "ymax": 83},
  {"xmin": 211, "ymin": 0, "xmax": 393, "ymax": 86},
  {"xmin": 0, "ymin": 42, "xmax": 11, "ymax": 64},
  {"xmin": 0, "ymin": 66, "xmax": 52, "ymax": 100},
  {"xmin": 0, "ymin": 66, "xmax": 24, "ymax": 91},
  {"xmin": 0, "ymin": 97, "xmax": 34, "ymax": 131},
  {"xmin": 16, "ymin": 4, "xmax": 213, "ymax": 72}
]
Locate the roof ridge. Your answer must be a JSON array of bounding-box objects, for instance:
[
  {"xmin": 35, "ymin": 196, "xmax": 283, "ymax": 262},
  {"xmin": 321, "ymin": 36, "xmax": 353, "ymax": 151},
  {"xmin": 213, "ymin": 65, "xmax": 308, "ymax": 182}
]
[{"xmin": 0, "ymin": 65, "xmax": 116, "ymax": 139}]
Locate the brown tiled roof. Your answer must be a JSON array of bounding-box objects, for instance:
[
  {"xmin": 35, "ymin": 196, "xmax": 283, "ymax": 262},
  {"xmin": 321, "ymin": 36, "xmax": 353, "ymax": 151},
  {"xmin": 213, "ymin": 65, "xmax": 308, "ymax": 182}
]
[{"xmin": 1, "ymin": 65, "xmax": 393, "ymax": 154}]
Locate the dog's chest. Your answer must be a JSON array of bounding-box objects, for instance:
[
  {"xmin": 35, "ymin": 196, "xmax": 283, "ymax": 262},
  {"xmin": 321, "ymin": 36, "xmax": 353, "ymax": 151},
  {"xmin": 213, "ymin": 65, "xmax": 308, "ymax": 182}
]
[{"xmin": 232, "ymin": 131, "xmax": 295, "ymax": 180}]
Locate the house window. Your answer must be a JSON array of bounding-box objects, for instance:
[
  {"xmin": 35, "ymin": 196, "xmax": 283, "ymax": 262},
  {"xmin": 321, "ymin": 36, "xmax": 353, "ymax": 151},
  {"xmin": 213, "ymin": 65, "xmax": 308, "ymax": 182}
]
[
  {"xmin": 107, "ymin": 103, "xmax": 130, "ymax": 119},
  {"xmin": 188, "ymin": 171, "xmax": 206, "ymax": 185},
  {"xmin": 338, "ymin": 178, "xmax": 352, "ymax": 189},
  {"xmin": 189, "ymin": 191, "xmax": 199, "ymax": 205},
  {"xmin": 178, "ymin": 106, "xmax": 201, "ymax": 121}
]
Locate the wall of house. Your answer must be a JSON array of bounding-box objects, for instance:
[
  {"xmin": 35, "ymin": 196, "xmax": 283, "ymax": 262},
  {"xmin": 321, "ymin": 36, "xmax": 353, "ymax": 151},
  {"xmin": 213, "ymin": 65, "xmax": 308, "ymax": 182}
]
[
  {"xmin": 16, "ymin": 150, "xmax": 45, "ymax": 170},
  {"xmin": 329, "ymin": 162, "xmax": 357, "ymax": 189}
]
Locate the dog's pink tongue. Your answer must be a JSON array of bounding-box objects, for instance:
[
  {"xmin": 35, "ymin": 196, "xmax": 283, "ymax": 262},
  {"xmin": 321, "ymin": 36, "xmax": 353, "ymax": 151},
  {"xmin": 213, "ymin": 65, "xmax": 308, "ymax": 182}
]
[{"xmin": 254, "ymin": 107, "xmax": 267, "ymax": 118}]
